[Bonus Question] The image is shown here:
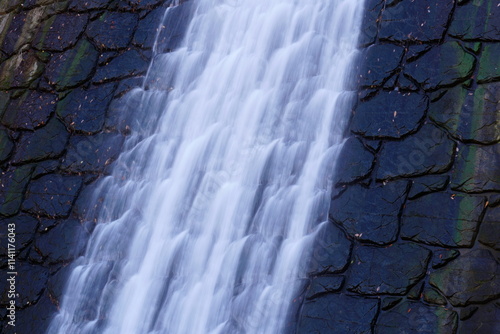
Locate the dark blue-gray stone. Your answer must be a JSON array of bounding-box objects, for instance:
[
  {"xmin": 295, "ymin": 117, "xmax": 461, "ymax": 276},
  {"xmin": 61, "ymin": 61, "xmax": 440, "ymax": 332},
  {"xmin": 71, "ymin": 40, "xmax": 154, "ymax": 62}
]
[
  {"xmin": 451, "ymin": 143, "xmax": 500, "ymax": 193},
  {"xmin": 478, "ymin": 206, "xmax": 500, "ymax": 250},
  {"xmin": 298, "ymin": 293, "xmax": 378, "ymax": 334},
  {"xmin": 93, "ymin": 49, "xmax": 148, "ymax": 83},
  {"xmin": 375, "ymin": 301, "xmax": 457, "ymax": 334},
  {"xmin": 61, "ymin": 132, "xmax": 124, "ymax": 173},
  {"xmin": 377, "ymin": 124, "xmax": 455, "ymax": 180},
  {"xmin": 56, "ymin": 83, "xmax": 116, "ymax": 134},
  {"xmin": 43, "ymin": 39, "xmax": 99, "ymax": 91},
  {"xmin": 431, "ymin": 249, "xmax": 460, "ymax": 269},
  {"xmin": 33, "ymin": 13, "xmax": 88, "ymax": 52},
  {"xmin": 430, "ymin": 249, "xmax": 500, "ymax": 306},
  {"xmin": 352, "ymin": 91, "xmax": 427, "ymax": 138},
  {"xmin": 0, "ymin": 215, "xmax": 38, "ymax": 255},
  {"xmin": 429, "ymin": 83, "xmax": 500, "ymax": 144},
  {"xmin": 69, "ymin": 0, "xmax": 112, "ymax": 10},
  {"xmin": 134, "ymin": 7, "xmax": 166, "ymax": 49},
  {"xmin": 0, "ymin": 263, "xmax": 49, "ymax": 308},
  {"xmin": 408, "ymin": 175, "xmax": 449, "ymax": 199},
  {"xmin": 0, "ymin": 166, "xmax": 34, "ymax": 217},
  {"xmin": 2, "ymin": 91, "xmax": 57, "ymax": 130},
  {"xmin": 34, "ymin": 219, "xmax": 88, "ymax": 264},
  {"xmin": 12, "ymin": 118, "xmax": 69, "ymax": 164},
  {"xmin": 307, "ymin": 223, "xmax": 351, "ymax": 274},
  {"xmin": 156, "ymin": 1, "xmax": 194, "ymax": 53},
  {"xmin": 306, "ymin": 276, "xmax": 344, "ymax": 299},
  {"xmin": 87, "ymin": 12, "xmax": 138, "ymax": 50},
  {"xmin": 379, "ymin": 0, "xmax": 454, "ymax": 42},
  {"xmin": 357, "ymin": 44, "xmax": 404, "ymax": 87},
  {"xmin": 404, "ymin": 42, "xmax": 475, "ymax": 91},
  {"xmin": 449, "ymin": 0, "xmax": 500, "ymax": 41},
  {"xmin": 333, "ymin": 137, "xmax": 374, "ymax": 185},
  {"xmin": 401, "ymin": 192, "xmax": 485, "ymax": 247},
  {"xmin": 330, "ymin": 181, "xmax": 407, "ymax": 245},
  {"xmin": 0, "ymin": 129, "xmax": 14, "ymax": 162},
  {"xmin": 22, "ymin": 174, "xmax": 83, "ymax": 218},
  {"xmin": 347, "ymin": 243, "xmax": 431, "ymax": 295}
]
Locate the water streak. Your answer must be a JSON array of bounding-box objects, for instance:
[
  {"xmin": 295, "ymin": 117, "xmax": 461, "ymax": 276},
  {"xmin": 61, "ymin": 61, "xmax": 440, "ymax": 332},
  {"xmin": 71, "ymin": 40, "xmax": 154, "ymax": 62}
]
[{"xmin": 49, "ymin": 0, "xmax": 364, "ymax": 333}]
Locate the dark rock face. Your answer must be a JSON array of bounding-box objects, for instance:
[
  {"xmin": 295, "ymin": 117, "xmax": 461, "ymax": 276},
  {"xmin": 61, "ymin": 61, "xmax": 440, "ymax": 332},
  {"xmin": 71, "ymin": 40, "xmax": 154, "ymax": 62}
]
[
  {"xmin": 404, "ymin": 42, "xmax": 475, "ymax": 91},
  {"xmin": 22, "ymin": 175, "xmax": 83, "ymax": 218},
  {"xmin": 352, "ymin": 91, "xmax": 427, "ymax": 138},
  {"xmin": 0, "ymin": 165, "xmax": 34, "ymax": 216},
  {"xmin": 377, "ymin": 124, "xmax": 455, "ymax": 181},
  {"xmin": 430, "ymin": 249, "xmax": 500, "ymax": 307},
  {"xmin": 0, "ymin": 0, "xmax": 498, "ymax": 333},
  {"xmin": 401, "ymin": 193, "xmax": 485, "ymax": 247},
  {"xmin": 307, "ymin": 223, "xmax": 352, "ymax": 274},
  {"xmin": 330, "ymin": 182, "xmax": 407, "ymax": 245},
  {"xmin": 300, "ymin": 0, "xmax": 500, "ymax": 332},
  {"xmin": 33, "ymin": 13, "xmax": 89, "ymax": 52},
  {"xmin": 56, "ymin": 83, "xmax": 116, "ymax": 134},
  {"xmin": 347, "ymin": 243, "xmax": 431, "ymax": 295},
  {"xmin": 332, "ymin": 137, "xmax": 373, "ymax": 185},
  {"xmin": 448, "ymin": 0, "xmax": 500, "ymax": 41},
  {"xmin": 0, "ymin": 1, "xmax": 189, "ymax": 332},
  {"xmin": 2, "ymin": 91, "xmax": 57, "ymax": 130},
  {"xmin": 86, "ymin": 12, "xmax": 138, "ymax": 50},
  {"xmin": 305, "ymin": 276, "xmax": 344, "ymax": 299},
  {"xmin": 34, "ymin": 219, "xmax": 88, "ymax": 264},
  {"xmin": 43, "ymin": 39, "xmax": 99, "ymax": 91},
  {"xmin": 408, "ymin": 174, "xmax": 448, "ymax": 199},
  {"xmin": 477, "ymin": 206, "xmax": 500, "ymax": 250},
  {"xmin": 378, "ymin": 0, "xmax": 455, "ymax": 43},
  {"xmin": 375, "ymin": 301, "xmax": 458, "ymax": 334},
  {"xmin": 451, "ymin": 143, "xmax": 500, "ymax": 193},
  {"xmin": 0, "ymin": 129, "xmax": 14, "ymax": 162},
  {"xmin": 12, "ymin": 118, "xmax": 69, "ymax": 164},
  {"xmin": 298, "ymin": 294, "xmax": 379, "ymax": 334},
  {"xmin": 61, "ymin": 133, "xmax": 124, "ymax": 173},
  {"xmin": 357, "ymin": 44, "xmax": 404, "ymax": 88},
  {"xmin": 429, "ymin": 83, "xmax": 500, "ymax": 144},
  {"xmin": 92, "ymin": 49, "xmax": 149, "ymax": 83}
]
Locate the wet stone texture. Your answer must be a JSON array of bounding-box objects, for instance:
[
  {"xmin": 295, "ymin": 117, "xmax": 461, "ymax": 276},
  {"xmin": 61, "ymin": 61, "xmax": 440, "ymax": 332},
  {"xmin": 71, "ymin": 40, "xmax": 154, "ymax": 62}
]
[
  {"xmin": 300, "ymin": 0, "xmax": 500, "ymax": 333},
  {"xmin": 0, "ymin": 0, "xmax": 181, "ymax": 332},
  {"xmin": 0, "ymin": 0, "xmax": 499, "ymax": 333}
]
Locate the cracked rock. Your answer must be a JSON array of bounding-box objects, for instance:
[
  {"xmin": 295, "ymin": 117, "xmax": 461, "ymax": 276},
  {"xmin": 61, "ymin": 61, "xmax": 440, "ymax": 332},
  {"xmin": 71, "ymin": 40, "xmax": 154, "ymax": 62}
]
[
  {"xmin": 429, "ymin": 249, "xmax": 500, "ymax": 306},
  {"xmin": 375, "ymin": 301, "xmax": 457, "ymax": 334},
  {"xmin": 429, "ymin": 83, "xmax": 500, "ymax": 144},
  {"xmin": 330, "ymin": 182, "xmax": 407, "ymax": 245},
  {"xmin": 377, "ymin": 124, "xmax": 455, "ymax": 181},
  {"xmin": 352, "ymin": 91, "xmax": 427, "ymax": 139},
  {"xmin": 346, "ymin": 243, "xmax": 431, "ymax": 295},
  {"xmin": 22, "ymin": 174, "xmax": 83, "ymax": 218},
  {"xmin": 298, "ymin": 293, "xmax": 379, "ymax": 334},
  {"xmin": 404, "ymin": 42, "xmax": 475, "ymax": 91},
  {"xmin": 451, "ymin": 143, "xmax": 500, "ymax": 193},
  {"xmin": 401, "ymin": 192, "xmax": 485, "ymax": 247}
]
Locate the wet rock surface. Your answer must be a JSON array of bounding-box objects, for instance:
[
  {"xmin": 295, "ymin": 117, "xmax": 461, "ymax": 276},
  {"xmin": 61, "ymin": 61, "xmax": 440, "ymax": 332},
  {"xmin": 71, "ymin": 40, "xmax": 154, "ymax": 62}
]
[
  {"xmin": 300, "ymin": 0, "xmax": 500, "ymax": 332},
  {"xmin": 298, "ymin": 293, "xmax": 379, "ymax": 334},
  {"xmin": 0, "ymin": 0, "xmax": 180, "ymax": 332},
  {"xmin": 0, "ymin": 0, "xmax": 498, "ymax": 333}
]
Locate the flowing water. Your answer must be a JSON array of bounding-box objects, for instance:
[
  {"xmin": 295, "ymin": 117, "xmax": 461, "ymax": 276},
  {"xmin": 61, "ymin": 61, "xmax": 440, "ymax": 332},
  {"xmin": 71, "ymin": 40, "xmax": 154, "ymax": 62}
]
[{"xmin": 48, "ymin": 0, "xmax": 364, "ymax": 333}]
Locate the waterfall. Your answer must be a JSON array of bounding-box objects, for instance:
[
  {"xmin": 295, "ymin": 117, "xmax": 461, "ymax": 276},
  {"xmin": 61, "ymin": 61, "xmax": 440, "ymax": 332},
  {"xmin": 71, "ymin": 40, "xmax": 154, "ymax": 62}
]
[{"xmin": 48, "ymin": 0, "xmax": 364, "ymax": 333}]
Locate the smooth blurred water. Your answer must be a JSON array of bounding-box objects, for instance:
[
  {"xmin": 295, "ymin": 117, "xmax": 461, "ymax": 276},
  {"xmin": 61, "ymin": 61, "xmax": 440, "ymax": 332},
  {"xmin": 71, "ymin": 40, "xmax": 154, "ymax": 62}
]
[{"xmin": 48, "ymin": 0, "xmax": 364, "ymax": 333}]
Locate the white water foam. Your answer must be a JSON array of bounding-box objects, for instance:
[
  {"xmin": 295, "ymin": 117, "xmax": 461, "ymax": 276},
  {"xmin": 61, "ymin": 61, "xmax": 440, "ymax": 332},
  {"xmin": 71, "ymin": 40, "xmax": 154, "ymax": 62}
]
[{"xmin": 48, "ymin": 0, "xmax": 364, "ymax": 333}]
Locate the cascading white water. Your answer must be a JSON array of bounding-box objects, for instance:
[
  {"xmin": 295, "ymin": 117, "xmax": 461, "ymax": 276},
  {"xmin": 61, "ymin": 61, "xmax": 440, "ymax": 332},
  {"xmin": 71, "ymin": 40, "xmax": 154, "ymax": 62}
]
[{"xmin": 48, "ymin": 0, "xmax": 364, "ymax": 333}]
